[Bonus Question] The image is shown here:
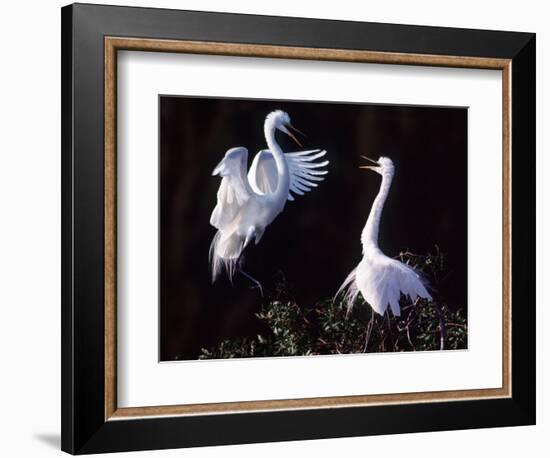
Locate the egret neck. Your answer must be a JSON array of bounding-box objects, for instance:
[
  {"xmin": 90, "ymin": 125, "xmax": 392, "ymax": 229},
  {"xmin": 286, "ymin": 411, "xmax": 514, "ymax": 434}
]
[
  {"xmin": 264, "ymin": 120, "xmax": 291, "ymax": 204},
  {"xmin": 361, "ymin": 169, "xmax": 394, "ymax": 252}
]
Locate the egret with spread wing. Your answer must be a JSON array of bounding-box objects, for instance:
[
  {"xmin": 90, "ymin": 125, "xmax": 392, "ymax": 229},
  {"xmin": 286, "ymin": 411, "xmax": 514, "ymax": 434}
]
[
  {"xmin": 209, "ymin": 110, "xmax": 329, "ymax": 294},
  {"xmin": 336, "ymin": 156, "xmax": 431, "ymax": 316}
]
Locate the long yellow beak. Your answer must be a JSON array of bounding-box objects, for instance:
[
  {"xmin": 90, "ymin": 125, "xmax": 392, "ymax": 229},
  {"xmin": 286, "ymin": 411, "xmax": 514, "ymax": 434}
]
[
  {"xmin": 288, "ymin": 124, "xmax": 306, "ymax": 137},
  {"xmin": 360, "ymin": 166, "xmax": 379, "ymax": 171},
  {"xmin": 359, "ymin": 155, "xmax": 379, "ymax": 170},
  {"xmin": 285, "ymin": 124, "xmax": 304, "ymax": 147}
]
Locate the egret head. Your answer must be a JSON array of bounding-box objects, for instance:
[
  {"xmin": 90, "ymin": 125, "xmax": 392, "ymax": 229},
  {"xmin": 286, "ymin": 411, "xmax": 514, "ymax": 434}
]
[
  {"xmin": 359, "ymin": 156, "xmax": 394, "ymax": 176},
  {"xmin": 266, "ymin": 110, "xmax": 304, "ymax": 146}
]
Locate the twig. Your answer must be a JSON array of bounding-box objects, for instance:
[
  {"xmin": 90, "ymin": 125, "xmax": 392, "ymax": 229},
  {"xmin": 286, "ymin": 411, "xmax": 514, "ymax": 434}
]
[
  {"xmin": 399, "ymin": 300, "xmax": 418, "ymax": 350},
  {"xmin": 434, "ymin": 301, "xmax": 447, "ymax": 350},
  {"xmin": 445, "ymin": 322, "xmax": 466, "ymax": 329},
  {"xmin": 406, "ymin": 323, "xmax": 415, "ymax": 350}
]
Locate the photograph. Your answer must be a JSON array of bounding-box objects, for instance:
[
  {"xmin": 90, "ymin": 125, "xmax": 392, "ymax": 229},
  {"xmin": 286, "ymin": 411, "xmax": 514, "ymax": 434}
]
[
  {"xmin": 54, "ymin": 2, "xmax": 537, "ymax": 455},
  {"xmin": 159, "ymin": 96, "xmax": 468, "ymax": 361}
]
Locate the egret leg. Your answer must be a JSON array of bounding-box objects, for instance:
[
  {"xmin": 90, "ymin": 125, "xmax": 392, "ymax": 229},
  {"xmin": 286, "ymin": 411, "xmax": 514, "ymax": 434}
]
[
  {"xmin": 238, "ymin": 268, "xmax": 264, "ymax": 297},
  {"xmin": 232, "ymin": 230, "xmax": 264, "ymax": 297},
  {"xmin": 363, "ymin": 312, "xmax": 375, "ymax": 353},
  {"xmin": 385, "ymin": 311, "xmax": 395, "ymax": 351}
]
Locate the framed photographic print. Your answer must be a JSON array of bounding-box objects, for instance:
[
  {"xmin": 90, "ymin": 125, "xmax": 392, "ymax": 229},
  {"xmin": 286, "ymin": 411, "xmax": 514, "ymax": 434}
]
[{"xmin": 61, "ymin": 3, "xmax": 536, "ymax": 454}]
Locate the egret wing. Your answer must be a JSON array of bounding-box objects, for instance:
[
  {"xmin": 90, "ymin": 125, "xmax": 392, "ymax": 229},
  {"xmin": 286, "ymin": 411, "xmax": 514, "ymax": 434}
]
[
  {"xmin": 248, "ymin": 149, "xmax": 278, "ymax": 195},
  {"xmin": 285, "ymin": 149, "xmax": 329, "ymax": 201},
  {"xmin": 210, "ymin": 147, "xmax": 253, "ymax": 229},
  {"xmin": 354, "ymin": 257, "xmax": 432, "ymax": 317},
  {"xmin": 248, "ymin": 148, "xmax": 329, "ymax": 200}
]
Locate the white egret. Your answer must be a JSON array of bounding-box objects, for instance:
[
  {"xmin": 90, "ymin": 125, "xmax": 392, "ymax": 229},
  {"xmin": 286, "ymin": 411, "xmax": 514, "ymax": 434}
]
[
  {"xmin": 209, "ymin": 110, "xmax": 329, "ymax": 294},
  {"xmin": 337, "ymin": 156, "xmax": 431, "ymax": 316}
]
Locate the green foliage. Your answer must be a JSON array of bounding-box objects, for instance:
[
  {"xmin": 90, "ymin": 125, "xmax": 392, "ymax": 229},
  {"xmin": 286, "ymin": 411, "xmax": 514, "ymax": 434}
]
[{"xmin": 199, "ymin": 248, "xmax": 467, "ymax": 359}]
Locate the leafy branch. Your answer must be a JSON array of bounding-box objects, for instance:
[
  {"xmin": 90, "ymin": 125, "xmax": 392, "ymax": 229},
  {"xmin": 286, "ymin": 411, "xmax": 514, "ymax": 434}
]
[{"xmin": 199, "ymin": 248, "xmax": 467, "ymax": 359}]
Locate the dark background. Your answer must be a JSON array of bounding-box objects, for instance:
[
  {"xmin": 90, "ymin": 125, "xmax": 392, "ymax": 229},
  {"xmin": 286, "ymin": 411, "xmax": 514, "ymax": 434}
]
[{"xmin": 160, "ymin": 96, "xmax": 467, "ymax": 361}]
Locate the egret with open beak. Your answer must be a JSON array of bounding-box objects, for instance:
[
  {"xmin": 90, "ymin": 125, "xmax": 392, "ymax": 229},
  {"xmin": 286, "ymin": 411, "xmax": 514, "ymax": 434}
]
[
  {"xmin": 359, "ymin": 155, "xmax": 383, "ymax": 173},
  {"xmin": 280, "ymin": 122, "xmax": 305, "ymax": 147},
  {"xmin": 210, "ymin": 109, "xmax": 328, "ymax": 296}
]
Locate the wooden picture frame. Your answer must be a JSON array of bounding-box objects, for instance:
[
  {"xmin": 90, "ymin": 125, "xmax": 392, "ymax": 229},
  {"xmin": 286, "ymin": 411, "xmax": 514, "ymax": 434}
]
[{"xmin": 62, "ymin": 3, "xmax": 535, "ymax": 454}]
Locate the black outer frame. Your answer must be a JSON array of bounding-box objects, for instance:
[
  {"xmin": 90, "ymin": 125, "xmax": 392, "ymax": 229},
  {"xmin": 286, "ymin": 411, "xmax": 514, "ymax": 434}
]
[{"xmin": 61, "ymin": 3, "xmax": 535, "ymax": 454}]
